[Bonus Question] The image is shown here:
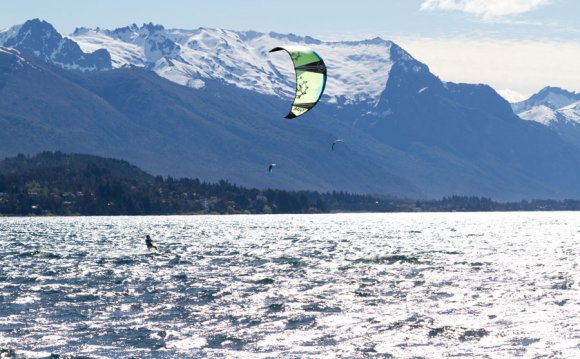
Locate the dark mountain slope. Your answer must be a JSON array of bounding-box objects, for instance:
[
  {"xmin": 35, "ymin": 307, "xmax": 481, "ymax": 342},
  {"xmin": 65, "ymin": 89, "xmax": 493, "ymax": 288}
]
[
  {"xmin": 0, "ymin": 49, "xmax": 419, "ymax": 197},
  {"xmin": 321, "ymin": 44, "xmax": 580, "ymax": 199}
]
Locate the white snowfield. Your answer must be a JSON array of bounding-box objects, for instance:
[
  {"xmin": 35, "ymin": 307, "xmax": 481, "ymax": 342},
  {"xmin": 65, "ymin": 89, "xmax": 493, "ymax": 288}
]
[
  {"xmin": 517, "ymin": 103, "xmax": 580, "ymax": 126},
  {"xmin": 70, "ymin": 25, "xmax": 401, "ymax": 104},
  {"xmin": 517, "ymin": 105, "xmax": 559, "ymax": 125},
  {"xmin": 513, "ymin": 88, "xmax": 580, "ymax": 126},
  {"xmin": 559, "ymin": 101, "xmax": 580, "ymax": 123},
  {"xmin": 0, "ymin": 24, "xmax": 22, "ymax": 45}
]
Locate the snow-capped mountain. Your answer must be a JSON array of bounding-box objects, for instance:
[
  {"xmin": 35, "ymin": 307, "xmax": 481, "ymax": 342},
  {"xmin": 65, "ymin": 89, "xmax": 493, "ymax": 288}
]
[
  {"xmin": 512, "ymin": 86, "xmax": 580, "ymax": 113},
  {"xmin": 4, "ymin": 19, "xmax": 580, "ymax": 199},
  {"xmin": 0, "ymin": 19, "xmax": 111, "ymax": 71},
  {"xmin": 513, "ymin": 87, "xmax": 580, "ymax": 149},
  {"xmin": 516, "ymin": 102, "xmax": 580, "ymax": 126},
  {"xmin": 514, "ymin": 87, "xmax": 580, "ymax": 125},
  {"xmin": 69, "ymin": 24, "xmax": 402, "ymax": 105}
]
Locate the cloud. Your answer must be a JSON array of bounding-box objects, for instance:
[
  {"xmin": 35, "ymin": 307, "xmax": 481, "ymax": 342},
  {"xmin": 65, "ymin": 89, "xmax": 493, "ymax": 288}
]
[
  {"xmin": 496, "ymin": 88, "xmax": 527, "ymax": 103},
  {"xmin": 394, "ymin": 36, "xmax": 580, "ymax": 97},
  {"xmin": 420, "ymin": 0, "xmax": 553, "ymax": 20}
]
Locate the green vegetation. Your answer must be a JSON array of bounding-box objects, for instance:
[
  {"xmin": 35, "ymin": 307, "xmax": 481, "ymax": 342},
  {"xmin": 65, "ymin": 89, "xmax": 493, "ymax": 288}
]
[
  {"xmin": 0, "ymin": 152, "xmax": 408, "ymax": 215},
  {"xmin": 1, "ymin": 152, "xmax": 580, "ymax": 216}
]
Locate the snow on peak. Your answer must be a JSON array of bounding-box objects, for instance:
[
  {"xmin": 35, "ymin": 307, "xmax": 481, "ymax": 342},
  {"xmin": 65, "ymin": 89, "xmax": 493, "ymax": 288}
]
[
  {"xmin": 513, "ymin": 86, "xmax": 580, "ymax": 126},
  {"xmin": 517, "ymin": 105, "xmax": 559, "ymax": 125},
  {"xmin": 561, "ymin": 100, "xmax": 580, "ymax": 111},
  {"xmin": 389, "ymin": 42, "xmax": 423, "ymax": 70},
  {"xmin": 68, "ymin": 27, "xmax": 145, "ymax": 68},
  {"xmin": 534, "ymin": 87, "xmax": 579, "ymax": 109},
  {"xmin": 0, "ymin": 19, "xmax": 111, "ymax": 72},
  {"xmin": 71, "ymin": 25, "xmax": 400, "ymax": 104},
  {"xmin": 559, "ymin": 101, "xmax": 580, "ymax": 124},
  {"xmin": 513, "ymin": 86, "xmax": 580, "ymax": 113},
  {"xmin": 0, "ymin": 24, "xmax": 22, "ymax": 45}
]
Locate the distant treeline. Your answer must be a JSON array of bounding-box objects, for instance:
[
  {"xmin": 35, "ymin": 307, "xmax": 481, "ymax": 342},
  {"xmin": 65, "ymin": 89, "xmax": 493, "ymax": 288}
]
[{"xmin": 1, "ymin": 152, "xmax": 580, "ymax": 216}]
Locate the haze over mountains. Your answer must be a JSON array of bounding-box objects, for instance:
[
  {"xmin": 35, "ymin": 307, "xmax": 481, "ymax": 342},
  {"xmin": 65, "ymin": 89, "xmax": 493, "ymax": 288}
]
[{"xmin": 1, "ymin": 19, "xmax": 580, "ymax": 200}]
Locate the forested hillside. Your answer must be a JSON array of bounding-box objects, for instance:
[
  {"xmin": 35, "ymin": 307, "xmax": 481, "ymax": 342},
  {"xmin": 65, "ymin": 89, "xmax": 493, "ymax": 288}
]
[{"xmin": 1, "ymin": 152, "xmax": 580, "ymax": 216}]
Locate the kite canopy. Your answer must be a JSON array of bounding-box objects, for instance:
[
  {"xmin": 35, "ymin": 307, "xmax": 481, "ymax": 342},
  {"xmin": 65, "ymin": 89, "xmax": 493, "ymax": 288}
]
[
  {"xmin": 332, "ymin": 139, "xmax": 344, "ymax": 151},
  {"xmin": 270, "ymin": 45, "xmax": 327, "ymax": 119}
]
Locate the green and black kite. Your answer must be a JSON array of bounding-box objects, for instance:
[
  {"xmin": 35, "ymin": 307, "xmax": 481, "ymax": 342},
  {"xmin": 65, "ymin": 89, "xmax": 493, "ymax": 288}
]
[{"xmin": 270, "ymin": 45, "xmax": 327, "ymax": 119}]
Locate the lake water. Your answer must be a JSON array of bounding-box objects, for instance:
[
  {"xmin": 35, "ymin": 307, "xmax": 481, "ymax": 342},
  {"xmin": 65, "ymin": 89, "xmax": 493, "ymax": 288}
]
[{"xmin": 0, "ymin": 212, "xmax": 578, "ymax": 358}]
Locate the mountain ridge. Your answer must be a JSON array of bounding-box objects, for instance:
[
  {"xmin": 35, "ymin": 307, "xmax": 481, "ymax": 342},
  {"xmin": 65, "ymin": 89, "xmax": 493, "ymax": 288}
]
[
  {"xmin": 65, "ymin": 22, "xmax": 403, "ymax": 104},
  {"xmin": 512, "ymin": 87, "xmax": 580, "ymax": 147},
  {"xmin": 1, "ymin": 19, "xmax": 111, "ymax": 71},
  {"xmin": 3, "ymin": 19, "xmax": 580, "ymax": 200},
  {"xmin": 513, "ymin": 86, "xmax": 580, "ymax": 114},
  {"xmin": 0, "ymin": 46, "xmax": 421, "ymax": 197}
]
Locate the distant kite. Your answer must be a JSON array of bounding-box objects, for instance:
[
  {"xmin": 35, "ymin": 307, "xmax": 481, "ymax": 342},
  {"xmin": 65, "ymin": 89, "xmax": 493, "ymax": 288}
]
[
  {"xmin": 269, "ymin": 45, "xmax": 327, "ymax": 119},
  {"xmin": 332, "ymin": 139, "xmax": 344, "ymax": 151},
  {"xmin": 268, "ymin": 163, "xmax": 277, "ymax": 173}
]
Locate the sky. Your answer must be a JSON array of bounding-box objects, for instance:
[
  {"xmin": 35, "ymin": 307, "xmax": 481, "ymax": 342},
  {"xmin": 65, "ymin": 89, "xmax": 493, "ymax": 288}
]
[{"xmin": 1, "ymin": 0, "xmax": 579, "ymax": 99}]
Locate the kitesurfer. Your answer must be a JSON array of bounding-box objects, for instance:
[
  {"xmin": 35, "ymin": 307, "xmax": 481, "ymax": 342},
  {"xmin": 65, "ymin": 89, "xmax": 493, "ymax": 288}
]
[{"xmin": 145, "ymin": 235, "xmax": 157, "ymax": 250}]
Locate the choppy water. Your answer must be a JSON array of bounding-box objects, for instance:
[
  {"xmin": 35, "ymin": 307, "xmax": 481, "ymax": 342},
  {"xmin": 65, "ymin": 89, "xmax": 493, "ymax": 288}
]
[{"xmin": 0, "ymin": 212, "xmax": 578, "ymax": 358}]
